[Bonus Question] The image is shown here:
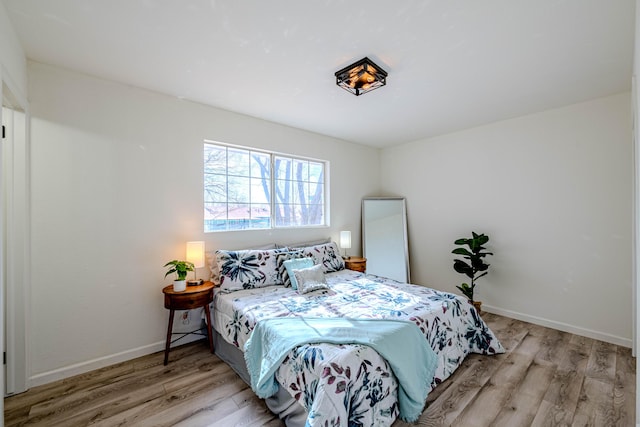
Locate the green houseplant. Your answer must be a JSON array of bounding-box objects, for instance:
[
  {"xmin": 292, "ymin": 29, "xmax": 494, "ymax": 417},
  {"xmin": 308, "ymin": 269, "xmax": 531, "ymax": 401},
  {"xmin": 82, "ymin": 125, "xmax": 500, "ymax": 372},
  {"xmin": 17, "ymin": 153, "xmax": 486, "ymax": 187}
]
[
  {"xmin": 452, "ymin": 232, "xmax": 493, "ymax": 312},
  {"xmin": 164, "ymin": 260, "xmax": 195, "ymax": 292}
]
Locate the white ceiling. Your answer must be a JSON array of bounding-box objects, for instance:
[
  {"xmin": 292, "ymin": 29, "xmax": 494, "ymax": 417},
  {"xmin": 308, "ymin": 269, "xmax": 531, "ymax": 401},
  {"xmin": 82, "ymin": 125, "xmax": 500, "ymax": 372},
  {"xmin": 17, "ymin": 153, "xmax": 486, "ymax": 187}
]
[{"xmin": 4, "ymin": 0, "xmax": 636, "ymax": 148}]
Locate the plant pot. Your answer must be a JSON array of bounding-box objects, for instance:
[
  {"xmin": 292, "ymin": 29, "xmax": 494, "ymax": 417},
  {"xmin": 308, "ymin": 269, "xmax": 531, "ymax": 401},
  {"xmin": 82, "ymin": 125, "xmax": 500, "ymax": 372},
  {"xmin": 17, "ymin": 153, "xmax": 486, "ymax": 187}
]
[
  {"xmin": 173, "ymin": 280, "xmax": 187, "ymax": 292},
  {"xmin": 472, "ymin": 300, "xmax": 482, "ymax": 314}
]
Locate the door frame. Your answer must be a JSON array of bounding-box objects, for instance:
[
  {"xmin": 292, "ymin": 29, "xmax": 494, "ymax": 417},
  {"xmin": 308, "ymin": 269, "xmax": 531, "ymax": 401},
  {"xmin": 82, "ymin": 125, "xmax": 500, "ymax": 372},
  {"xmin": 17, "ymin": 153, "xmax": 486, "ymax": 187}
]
[{"xmin": 1, "ymin": 69, "xmax": 30, "ymax": 396}]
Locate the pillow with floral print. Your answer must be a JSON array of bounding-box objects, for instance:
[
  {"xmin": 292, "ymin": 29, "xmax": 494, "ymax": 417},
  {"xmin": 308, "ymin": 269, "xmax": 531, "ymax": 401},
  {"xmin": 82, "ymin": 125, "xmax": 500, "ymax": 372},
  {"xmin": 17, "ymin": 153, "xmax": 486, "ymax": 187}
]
[
  {"xmin": 297, "ymin": 242, "xmax": 345, "ymax": 273},
  {"xmin": 209, "ymin": 243, "xmax": 277, "ymax": 285},
  {"xmin": 216, "ymin": 248, "xmax": 286, "ymax": 291},
  {"xmin": 275, "ymin": 250, "xmax": 305, "ymax": 287}
]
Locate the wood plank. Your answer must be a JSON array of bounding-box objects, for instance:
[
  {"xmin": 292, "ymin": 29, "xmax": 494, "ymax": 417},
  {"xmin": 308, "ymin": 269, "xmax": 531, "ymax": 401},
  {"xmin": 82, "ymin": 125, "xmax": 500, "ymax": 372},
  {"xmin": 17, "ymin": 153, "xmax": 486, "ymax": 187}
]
[
  {"xmin": 492, "ymin": 359, "xmax": 556, "ymax": 427},
  {"xmin": 530, "ymin": 335, "xmax": 593, "ymax": 427},
  {"xmin": 90, "ymin": 371, "xmax": 246, "ymax": 426},
  {"xmin": 4, "ymin": 361, "xmax": 135, "ymax": 414},
  {"xmin": 534, "ymin": 327, "xmax": 571, "ymax": 365},
  {"xmin": 585, "ymin": 340, "xmax": 617, "ymax": 383},
  {"xmin": 170, "ymin": 397, "xmax": 240, "ymax": 427},
  {"xmin": 571, "ymin": 377, "xmax": 615, "ymax": 426},
  {"xmin": 418, "ymin": 353, "xmax": 481, "ymax": 411},
  {"xmin": 204, "ymin": 400, "xmax": 281, "ymax": 427},
  {"xmin": 485, "ymin": 317, "xmax": 530, "ymax": 353},
  {"xmin": 25, "ymin": 349, "xmax": 214, "ymax": 421},
  {"xmin": 50, "ymin": 361, "xmax": 236, "ymax": 427},
  {"xmin": 398, "ymin": 352, "xmax": 509, "ymax": 426},
  {"xmin": 160, "ymin": 357, "xmax": 229, "ymax": 394},
  {"xmin": 613, "ymin": 346, "xmax": 636, "ymax": 426},
  {"xmin": 232, "ymin": 387, "xmax": 264, "ymax": 409},
  {"xmin": 452, "ymin": 342, "xmax": 538, "ymax": 426},
  {"xmin": 25, "ymin": 371, "xmax": 165, "ymax": 423},
  {"xmin": 132, "ymin": 377, "xmax": 249, "ymax": 426}
]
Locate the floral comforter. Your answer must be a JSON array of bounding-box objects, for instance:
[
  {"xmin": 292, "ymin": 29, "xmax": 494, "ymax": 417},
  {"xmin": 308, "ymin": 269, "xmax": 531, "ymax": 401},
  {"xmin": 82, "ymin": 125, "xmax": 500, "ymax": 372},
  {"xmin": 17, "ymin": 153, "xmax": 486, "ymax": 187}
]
[{"xmin": 213, "ymin": 269, "xmax": 504, "ymax": 426}]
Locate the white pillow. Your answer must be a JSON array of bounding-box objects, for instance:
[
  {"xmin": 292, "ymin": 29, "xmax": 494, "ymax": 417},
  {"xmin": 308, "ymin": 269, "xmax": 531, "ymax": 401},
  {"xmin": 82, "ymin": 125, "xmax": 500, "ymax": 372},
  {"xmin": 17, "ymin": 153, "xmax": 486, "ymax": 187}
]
[{"xmin": 293, "ymin": 264, "xmax": 329, "ymax": 294}]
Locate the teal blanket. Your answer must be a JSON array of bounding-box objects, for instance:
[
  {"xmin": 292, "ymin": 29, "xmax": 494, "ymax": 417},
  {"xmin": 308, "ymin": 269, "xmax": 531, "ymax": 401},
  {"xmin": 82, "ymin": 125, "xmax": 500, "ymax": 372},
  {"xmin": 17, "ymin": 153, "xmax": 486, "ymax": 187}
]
[{"xmin": 244, "ymin": 317, "xmax": 438, "ymax": 422}]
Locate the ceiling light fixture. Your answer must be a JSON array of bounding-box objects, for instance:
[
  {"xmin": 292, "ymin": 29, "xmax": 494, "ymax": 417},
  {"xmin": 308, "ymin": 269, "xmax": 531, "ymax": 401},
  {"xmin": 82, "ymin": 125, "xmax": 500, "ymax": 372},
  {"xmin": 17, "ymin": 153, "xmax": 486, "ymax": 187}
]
[{"xmin": 335, "ymin": 57, "xmax": 388, "ymax": 96}]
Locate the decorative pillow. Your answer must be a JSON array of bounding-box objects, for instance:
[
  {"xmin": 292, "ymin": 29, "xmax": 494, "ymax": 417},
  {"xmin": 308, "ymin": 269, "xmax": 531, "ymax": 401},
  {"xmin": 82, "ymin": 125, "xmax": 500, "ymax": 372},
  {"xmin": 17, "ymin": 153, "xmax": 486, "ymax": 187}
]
[
  {"xmin": 283, "ymin": 257, "xmax": 314, "ymax": 290},
  {"xmin": 275, "ymin": 250, "xmax": 305, "ymax": 287},
  {"xmin": 209, "ymin": 243, "xmax": 278, "ymax": 285},
  {"xmin": 216, "ymin": 248, "xmax": 285, "ymax": 291},
  {"xmin": 293, "ymin": 264, "xmax": 330, "ymax": 294},
  {"xmin": 298, "ymin": 242, "xmax": 345, "ymax": 273},
  {"xmin": 207, "ymin": 251, "xmax": 219, "ymax": 284}
]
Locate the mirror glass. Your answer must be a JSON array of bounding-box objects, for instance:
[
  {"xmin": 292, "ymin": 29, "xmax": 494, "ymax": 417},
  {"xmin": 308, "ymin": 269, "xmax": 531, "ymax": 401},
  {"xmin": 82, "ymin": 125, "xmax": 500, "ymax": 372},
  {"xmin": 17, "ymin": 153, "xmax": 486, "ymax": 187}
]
[{"xmin": 362, "ymin": 197, "xmax": 410, "ymax": 282}]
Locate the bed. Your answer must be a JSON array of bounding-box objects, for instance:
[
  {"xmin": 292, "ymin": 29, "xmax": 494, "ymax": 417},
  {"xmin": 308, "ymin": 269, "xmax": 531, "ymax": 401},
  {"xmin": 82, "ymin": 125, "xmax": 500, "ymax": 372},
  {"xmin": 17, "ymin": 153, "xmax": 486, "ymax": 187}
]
[{"xmin": 209, "ymin": 242, "xmax": 504, "ymax": 427}]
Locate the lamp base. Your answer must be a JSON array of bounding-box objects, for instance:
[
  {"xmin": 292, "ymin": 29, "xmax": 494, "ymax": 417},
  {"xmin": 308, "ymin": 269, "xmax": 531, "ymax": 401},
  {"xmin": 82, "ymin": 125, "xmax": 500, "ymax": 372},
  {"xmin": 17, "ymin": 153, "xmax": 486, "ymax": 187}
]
[{"xmin": 187, "ymin": 279, "xmax": 203, "ymax": 286}]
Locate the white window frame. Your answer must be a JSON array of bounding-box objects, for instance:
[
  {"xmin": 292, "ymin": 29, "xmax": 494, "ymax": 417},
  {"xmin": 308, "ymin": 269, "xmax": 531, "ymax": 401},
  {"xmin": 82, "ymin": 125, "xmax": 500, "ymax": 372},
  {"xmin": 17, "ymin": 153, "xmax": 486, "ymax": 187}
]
[{"xmin": 203, "ymin": 140, "xmax": 330, "ymax": 232}]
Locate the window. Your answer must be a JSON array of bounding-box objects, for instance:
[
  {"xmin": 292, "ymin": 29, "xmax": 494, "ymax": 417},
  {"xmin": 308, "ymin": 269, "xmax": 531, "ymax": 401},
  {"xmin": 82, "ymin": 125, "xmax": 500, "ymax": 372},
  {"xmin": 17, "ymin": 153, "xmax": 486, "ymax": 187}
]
[{"xmin": 204, "ymin": 141, "xmax": 327, "ymax": 232}]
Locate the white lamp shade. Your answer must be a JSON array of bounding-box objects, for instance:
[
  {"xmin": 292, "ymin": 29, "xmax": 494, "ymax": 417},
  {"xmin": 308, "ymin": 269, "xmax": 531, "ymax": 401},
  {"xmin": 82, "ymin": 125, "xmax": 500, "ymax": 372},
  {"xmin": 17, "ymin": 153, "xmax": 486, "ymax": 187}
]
[
  {"xmin": 186, "ymin": 241, "xmax": 205, "ymax": 268},
  {"xmin": 339, "ymin": 231, "xmax": 352, "ymax": 249}
]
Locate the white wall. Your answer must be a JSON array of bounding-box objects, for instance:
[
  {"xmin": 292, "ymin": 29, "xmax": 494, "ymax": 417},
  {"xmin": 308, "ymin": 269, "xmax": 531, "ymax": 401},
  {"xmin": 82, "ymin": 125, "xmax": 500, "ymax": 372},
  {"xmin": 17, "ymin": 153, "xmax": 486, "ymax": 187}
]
[
  {"xmin": 0, "ymin": 0, "xmax": 26, "ymax": 101},
  {"xmin": 27, "ymin": 61, "xmax": 380, "ymax": 385},
  {"xmin": 381, "ymin": 93, "xmax": 633, "ymax": 346}
]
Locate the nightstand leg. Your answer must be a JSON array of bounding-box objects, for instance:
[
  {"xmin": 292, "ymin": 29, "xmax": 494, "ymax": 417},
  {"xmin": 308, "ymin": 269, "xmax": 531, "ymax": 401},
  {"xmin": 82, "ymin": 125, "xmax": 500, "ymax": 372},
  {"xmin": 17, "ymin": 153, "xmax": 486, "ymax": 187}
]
[
  {"xmin": 203, "ymin": 303, "xmax": 214, "ymax": 354},
  {"xmin": 164, "ymin": 309, "xmax": 175, "ymax": 365}
]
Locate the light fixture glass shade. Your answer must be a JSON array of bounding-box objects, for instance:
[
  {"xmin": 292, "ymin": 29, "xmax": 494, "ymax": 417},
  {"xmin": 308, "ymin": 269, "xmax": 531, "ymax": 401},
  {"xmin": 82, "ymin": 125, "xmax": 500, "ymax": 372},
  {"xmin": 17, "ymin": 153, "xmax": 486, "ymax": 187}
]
[
  {"xmin": 340, "ymin": 231, "xmax": 352, "ymax": 250},
  {"xmin": 335, "ymin": 57, "xmax": 388, "ymax": 96},
  {"xmin": 186, "ymin": 241, "xmax": 205, "ymax": 268}
]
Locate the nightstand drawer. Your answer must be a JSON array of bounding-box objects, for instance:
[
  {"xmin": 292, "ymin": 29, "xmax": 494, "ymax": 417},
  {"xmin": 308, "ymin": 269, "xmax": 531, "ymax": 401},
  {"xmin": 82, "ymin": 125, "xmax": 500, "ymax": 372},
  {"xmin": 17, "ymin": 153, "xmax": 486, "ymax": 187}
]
[
  {"xmin": 345, "ymin": 257, "xmax": 366, "ymax": 273},
  {"xmin": 164, "ymin": 289, "xmax": 213, "ymax": 310}
]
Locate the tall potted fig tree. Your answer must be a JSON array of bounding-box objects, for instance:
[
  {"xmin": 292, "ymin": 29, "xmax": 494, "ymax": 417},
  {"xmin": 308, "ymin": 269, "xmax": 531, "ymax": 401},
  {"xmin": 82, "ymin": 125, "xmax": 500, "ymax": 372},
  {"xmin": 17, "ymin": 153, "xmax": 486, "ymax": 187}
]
[{"xmin": 452, "ymin": 232, "xmax": 493, "ymax": 313}]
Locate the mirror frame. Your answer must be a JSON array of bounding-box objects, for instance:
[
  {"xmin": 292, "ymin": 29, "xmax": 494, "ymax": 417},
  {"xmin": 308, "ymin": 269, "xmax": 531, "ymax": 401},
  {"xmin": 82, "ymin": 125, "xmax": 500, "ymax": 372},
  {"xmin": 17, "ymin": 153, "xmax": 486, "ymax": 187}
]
[{"xmin": 361, "ymin": 197, "xmax": 410, "ymax": 283}]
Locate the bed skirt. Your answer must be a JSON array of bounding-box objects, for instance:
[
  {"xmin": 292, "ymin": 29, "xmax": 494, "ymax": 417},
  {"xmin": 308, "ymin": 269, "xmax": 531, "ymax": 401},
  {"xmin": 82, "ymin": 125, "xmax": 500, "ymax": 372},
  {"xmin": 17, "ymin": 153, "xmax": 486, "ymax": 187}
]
[{"xmin": 212, "ymin": 329, "xmax": 308, "ymax": 427}]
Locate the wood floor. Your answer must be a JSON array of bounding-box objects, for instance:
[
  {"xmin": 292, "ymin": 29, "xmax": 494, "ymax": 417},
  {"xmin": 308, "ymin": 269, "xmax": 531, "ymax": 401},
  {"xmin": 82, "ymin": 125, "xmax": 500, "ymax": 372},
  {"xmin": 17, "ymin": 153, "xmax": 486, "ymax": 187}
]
[{"xmin": 4, "ymin": 313, "xmax": 635, "ymax": 426}]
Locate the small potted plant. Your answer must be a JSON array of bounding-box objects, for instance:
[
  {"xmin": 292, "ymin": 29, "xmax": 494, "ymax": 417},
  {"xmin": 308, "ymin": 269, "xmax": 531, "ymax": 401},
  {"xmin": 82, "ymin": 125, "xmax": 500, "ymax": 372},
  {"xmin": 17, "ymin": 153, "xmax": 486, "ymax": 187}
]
[
  {"xmin": 452, "ymin": 232, "xmax": 493, "ymax": 314},
  {"xmin": 164, "ymin": 260, "xmax": 195, "ymax": 292}
]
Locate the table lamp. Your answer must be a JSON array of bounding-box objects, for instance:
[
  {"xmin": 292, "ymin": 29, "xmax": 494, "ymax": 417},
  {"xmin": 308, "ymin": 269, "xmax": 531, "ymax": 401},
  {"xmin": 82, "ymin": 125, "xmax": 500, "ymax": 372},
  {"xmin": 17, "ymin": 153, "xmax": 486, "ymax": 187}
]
[
  {"xmin": 186, "ymin": 241, "xmax": 205, "ymax": 285},
  {"xmin": 340, "ymin": 231, "xmax": 351, "ymax": 259}
]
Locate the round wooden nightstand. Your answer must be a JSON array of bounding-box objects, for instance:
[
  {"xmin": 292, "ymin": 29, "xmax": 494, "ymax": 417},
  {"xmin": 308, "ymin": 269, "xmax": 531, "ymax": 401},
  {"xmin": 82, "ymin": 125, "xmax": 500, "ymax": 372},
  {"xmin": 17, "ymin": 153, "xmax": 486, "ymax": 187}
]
[
  {"xmin": 162, "ymin": 281, "xmax": 215, "ymax": 365},
  {"xmin": 344, "ymin": 257, "xmax": 366, "ymax": 273}
]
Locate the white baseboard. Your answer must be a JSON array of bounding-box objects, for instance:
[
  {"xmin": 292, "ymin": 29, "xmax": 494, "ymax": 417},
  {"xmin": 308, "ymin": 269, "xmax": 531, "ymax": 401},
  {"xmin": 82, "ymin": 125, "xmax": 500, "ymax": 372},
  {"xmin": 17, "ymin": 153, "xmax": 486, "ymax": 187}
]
[
  {"xmin": 28, "ymin": 334, "xmax": 204, "ymax": 388},
  {"xmin": 483, "ymin": 304, "xmax": 632, "ymax": 348}
]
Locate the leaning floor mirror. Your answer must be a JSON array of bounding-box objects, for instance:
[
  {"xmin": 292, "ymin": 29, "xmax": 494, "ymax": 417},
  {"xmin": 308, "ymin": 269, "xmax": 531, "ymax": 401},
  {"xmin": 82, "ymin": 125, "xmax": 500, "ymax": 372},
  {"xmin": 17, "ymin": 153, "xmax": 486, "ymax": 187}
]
[{"xmin": 362, "ymin": 197, "xmax": 410, "ymax": 283}]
